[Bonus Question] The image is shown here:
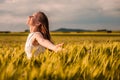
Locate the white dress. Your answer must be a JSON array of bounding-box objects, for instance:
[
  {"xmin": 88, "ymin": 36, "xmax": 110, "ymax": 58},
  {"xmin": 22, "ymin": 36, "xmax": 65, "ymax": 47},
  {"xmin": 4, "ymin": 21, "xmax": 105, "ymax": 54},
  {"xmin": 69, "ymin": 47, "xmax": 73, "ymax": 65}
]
[{"xmin": 25, "ymin": 32, "xmax": 45, "ymax": 59}]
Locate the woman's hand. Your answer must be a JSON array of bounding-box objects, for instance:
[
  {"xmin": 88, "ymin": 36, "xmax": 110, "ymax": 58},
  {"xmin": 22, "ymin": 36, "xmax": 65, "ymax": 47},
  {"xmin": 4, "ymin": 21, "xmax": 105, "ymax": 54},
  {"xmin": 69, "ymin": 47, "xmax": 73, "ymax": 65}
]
[{"xmin": 54, "ymin": 43, "xmax": 64, "ymax": 52}]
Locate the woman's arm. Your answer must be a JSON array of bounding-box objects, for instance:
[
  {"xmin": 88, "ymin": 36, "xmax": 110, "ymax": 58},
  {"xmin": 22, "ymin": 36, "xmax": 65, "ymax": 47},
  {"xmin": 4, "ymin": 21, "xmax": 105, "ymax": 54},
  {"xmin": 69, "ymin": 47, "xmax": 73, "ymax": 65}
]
[{"xmin": 35, "ymin": 32, "xmax": 63, "ymax": 52}]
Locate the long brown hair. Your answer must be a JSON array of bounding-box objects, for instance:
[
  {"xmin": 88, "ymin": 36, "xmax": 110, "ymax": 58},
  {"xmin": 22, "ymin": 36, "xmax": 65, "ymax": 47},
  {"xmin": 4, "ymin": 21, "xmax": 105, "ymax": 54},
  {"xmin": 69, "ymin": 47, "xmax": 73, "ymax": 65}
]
[{"xmin": 35, "ymin": 11, "xmax": 52, "ymax": 42}]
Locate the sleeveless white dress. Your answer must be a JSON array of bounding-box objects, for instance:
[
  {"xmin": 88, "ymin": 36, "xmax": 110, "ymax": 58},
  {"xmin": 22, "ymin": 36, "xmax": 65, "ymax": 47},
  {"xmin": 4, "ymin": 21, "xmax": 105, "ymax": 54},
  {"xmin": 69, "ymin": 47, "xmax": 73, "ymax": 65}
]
[{"xmin": 25, "ymin": 32, "xmax": 45, "ymax": 59}]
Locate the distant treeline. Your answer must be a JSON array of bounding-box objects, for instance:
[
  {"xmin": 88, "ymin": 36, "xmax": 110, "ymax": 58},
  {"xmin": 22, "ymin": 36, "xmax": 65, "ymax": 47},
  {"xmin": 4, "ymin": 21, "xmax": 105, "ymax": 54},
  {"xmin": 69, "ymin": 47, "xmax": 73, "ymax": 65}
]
[
  {"xmin": 0, "ymin": 31, "xmax": 11, "ymax": 33},
  {"xmin": 0, "ymin": 29, "xmax": 120, "ymax": 33}
]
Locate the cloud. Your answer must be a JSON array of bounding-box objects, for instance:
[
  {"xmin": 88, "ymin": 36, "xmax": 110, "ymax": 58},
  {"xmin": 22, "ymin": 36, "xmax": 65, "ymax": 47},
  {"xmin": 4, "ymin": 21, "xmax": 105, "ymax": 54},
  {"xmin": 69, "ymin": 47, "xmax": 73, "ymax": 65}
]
[
  {"xmin": 1, "ymin": 0, "xmax": 120, "ymax": 18},
  {"xmin": 97, "ymin": 0, "xmax": 120, "ymax": 10},
  {"xmin": 0, "ymin": 0, "xmax": 120, "ymax": 31},
  {"xmin": 97, "ymin": 0, "xmax": 120, "ymax": 16},
  {"xmin": 0, "ymin": 0, "xmax": 4, "ymax": 3}
]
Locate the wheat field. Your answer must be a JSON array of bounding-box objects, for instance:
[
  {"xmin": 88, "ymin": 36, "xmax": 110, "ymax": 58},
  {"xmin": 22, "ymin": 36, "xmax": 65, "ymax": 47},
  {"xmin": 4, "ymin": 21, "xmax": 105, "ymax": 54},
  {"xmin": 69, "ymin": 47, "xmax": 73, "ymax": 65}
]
[{"xmin": 0, "ymin": 32, "xmax": 120, "ymax": 80}]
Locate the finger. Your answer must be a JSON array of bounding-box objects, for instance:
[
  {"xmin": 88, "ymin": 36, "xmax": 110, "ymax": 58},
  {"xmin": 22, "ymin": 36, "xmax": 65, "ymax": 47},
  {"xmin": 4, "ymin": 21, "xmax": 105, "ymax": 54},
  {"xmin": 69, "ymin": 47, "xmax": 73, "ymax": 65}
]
[{"xmin": 58, "ymin": 43, "xmax": 64, "ymax": 47}]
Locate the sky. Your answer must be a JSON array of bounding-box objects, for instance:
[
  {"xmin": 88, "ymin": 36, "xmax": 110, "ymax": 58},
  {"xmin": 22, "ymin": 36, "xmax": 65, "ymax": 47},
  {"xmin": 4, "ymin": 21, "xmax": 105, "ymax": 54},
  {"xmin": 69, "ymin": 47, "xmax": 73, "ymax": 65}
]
[{"xmin": 0, "ymin": 0, "xmax": 120, "ymax": 32}]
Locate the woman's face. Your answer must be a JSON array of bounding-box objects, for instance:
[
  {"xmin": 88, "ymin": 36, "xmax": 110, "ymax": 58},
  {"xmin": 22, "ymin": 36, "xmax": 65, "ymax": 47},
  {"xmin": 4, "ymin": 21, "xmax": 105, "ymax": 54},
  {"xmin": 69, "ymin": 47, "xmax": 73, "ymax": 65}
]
[{"xmin": 26, "ymin": 13, "xmax": 38, "ymax": 27}]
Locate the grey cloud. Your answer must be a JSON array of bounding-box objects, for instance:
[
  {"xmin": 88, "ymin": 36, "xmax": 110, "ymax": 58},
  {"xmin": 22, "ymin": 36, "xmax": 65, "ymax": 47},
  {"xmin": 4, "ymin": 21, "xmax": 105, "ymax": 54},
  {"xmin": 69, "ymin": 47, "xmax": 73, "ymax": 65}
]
[
  {"xmin": 0, "ymin": 0, "xmax": 5, "ymax": 3},
  {"xmin": 0, "ymin": 0, "xmax": 102, "ymax": 18},
  {"xmin": 0, "ymin": 0, "xmax": 120, "ymax": 31}
]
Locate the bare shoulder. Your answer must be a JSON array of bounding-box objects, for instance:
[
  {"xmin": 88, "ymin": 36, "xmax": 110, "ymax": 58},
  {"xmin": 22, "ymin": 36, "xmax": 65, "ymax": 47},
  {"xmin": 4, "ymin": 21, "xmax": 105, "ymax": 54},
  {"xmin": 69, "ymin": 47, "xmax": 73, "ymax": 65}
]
[{"xmin": 34, "ymin": 32, "xmax": 43, "ymax": 38}]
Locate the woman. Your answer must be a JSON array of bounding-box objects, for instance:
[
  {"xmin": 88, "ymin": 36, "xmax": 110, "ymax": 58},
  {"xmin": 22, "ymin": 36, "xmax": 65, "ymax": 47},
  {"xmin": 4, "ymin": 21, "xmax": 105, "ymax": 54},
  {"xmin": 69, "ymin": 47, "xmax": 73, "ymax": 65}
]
[{"xmin": 25, "ymin": 11, "xmax": 63, "ymax": 59}]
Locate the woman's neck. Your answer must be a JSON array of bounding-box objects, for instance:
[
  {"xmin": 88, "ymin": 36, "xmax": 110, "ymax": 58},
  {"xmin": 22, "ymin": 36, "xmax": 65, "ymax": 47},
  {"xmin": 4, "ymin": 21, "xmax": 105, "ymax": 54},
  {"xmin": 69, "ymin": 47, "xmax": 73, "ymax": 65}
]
[{"xmin": 30, "ymin": 26, "xmax": 39, "ymax": 33}]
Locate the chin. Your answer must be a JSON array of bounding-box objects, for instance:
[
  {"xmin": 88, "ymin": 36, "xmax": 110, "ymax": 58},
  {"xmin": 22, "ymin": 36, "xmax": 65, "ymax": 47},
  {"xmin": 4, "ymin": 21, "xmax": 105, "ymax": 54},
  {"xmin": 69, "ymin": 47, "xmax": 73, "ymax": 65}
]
[
  {"xmin": 27, "ymin": 21, "xmax": 31, "ymax": 26},
  {"xmin": 26, "ymin": 18, "xmax": 30, "ymax": 24}
]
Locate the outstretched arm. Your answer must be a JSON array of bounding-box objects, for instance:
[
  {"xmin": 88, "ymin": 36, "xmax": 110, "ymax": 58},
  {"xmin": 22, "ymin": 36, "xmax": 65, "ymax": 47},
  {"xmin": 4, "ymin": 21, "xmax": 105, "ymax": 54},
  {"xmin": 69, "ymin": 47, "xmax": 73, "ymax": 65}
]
[{"xmin": 35, "ymin": 32, "xmax": 63, "ymax": 52}]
